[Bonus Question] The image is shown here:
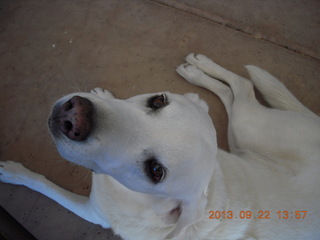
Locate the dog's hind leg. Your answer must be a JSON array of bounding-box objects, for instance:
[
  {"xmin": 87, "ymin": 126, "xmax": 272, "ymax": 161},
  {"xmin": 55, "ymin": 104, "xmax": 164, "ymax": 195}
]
[
  {"xmin": 178, "ymin": 54, "xmax": 320, "ymax": 162},
  {"xmin": 185, "ymin": 53, "xmax": 258, "ymax": 104},
  {"xmin": 0, "ymin": 161, "xmax": 110, "ymax": 228},
  {"xmin": 185, "ymin": 54, "xmax": 316, "ymax": 117},
  {"xmin": 177, "ymin": 63, "xmax": 234, "ymax": 117},
  {"xmin": 177, "ymin": 62, "xmax": 241, "ymax": 150},
  {"xmin": 177, "ymin": 54, "xmax": 262, "ymax": 151}
]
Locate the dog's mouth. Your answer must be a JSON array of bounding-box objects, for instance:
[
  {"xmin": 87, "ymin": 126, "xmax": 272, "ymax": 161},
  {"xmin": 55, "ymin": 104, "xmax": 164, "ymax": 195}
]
[{"xmin": 49, "ymin": 96, "xmax": 94, "ymax": 141}]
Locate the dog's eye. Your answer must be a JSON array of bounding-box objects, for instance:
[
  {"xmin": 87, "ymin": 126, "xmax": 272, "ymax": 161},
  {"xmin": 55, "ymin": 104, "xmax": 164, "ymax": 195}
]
[
  {"xmin": 145, "ymin": 159, "xmax": 166, "ymax": 183},
  {"xmin": 148, "ymin": 94, "xmax": 168, "ymax": 110}
]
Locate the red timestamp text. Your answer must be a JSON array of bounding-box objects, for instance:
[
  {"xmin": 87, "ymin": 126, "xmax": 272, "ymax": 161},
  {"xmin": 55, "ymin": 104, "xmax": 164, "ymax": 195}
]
[{"xmin": 208, "ymin": 210, "xmax": 307, "ymax": 220}]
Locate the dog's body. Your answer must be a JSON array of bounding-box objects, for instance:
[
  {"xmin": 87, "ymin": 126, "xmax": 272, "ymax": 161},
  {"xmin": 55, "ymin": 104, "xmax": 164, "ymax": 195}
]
[{"xmin": 1, "ymin": 54, "xmax": 319, "ymax": 239}]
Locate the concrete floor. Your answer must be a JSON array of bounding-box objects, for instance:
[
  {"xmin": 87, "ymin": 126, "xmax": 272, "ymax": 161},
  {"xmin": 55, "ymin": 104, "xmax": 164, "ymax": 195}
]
[{"xmin": 0, "ymin": 0, "xmax": 319, "ymax": 239}]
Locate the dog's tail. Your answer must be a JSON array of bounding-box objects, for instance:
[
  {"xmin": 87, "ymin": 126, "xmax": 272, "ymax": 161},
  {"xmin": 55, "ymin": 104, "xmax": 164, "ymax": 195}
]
[{"xmin": 245, "ymin": 65, "xmax": 316, "ymax": 116}]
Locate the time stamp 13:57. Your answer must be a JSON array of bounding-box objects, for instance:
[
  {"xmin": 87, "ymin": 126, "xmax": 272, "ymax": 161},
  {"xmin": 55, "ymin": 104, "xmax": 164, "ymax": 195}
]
[{"xmin": 208, "ymin": 210, "xmax": 308, "ymax": 220}]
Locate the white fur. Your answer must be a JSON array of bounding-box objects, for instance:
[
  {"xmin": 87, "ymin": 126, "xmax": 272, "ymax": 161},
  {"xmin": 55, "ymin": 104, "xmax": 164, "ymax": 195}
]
[{"xmin": 1, "ymin": 53, "xmax": 320, "ymax": 239}]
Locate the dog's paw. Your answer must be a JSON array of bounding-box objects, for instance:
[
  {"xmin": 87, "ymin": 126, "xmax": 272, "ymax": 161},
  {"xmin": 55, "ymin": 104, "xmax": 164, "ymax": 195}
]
[
  {"xmin": 185, "ymin": 53, "xmax": 225, "ymax": 78},
  {"xmin": 0, "ymin": 161, "xmax": 42, "ymax": 186},
  {"xmin": 176, "ymin": 63, "xmax": 206, "ymax": 85},
  {"xmin": 90, "ymin": 88, "xmax": 114, "ymax": 100},
  {"xmin": 186, "ymin": 53, "xmax": 211, "ymax": 66},
  {"xmin": 186, "ymin": 53, "xmax": 218, "ymax": 70}
]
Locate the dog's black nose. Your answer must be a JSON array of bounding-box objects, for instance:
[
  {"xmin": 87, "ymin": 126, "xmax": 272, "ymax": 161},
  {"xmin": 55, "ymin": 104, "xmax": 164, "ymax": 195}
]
[{"xmin": 56, "ymin": 96, "xmax": 93, "ymax": 141}]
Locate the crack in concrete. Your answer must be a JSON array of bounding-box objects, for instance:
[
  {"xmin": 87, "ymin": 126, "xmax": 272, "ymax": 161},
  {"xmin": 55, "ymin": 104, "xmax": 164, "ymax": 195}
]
[{"xmin": 150, "ymin": 0, "xmax": 319, "ymax": 61}]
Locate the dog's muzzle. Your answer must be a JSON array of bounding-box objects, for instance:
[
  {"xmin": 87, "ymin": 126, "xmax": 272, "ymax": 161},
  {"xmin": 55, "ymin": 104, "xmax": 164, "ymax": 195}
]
[{"xmin": 49, "ymin": 96, "xmax": 93, "ymax": 141}]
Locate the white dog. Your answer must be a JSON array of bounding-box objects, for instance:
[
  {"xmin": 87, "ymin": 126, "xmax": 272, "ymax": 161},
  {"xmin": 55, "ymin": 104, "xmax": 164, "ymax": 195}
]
[{"xmin": 1, "ymin": 54, "xmax": 319, "ymax": 240}]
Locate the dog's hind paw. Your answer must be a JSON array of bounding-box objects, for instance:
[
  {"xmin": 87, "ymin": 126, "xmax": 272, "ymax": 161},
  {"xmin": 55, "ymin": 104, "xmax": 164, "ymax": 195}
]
[
  {"xmin": 186, "ymin": 53, "xmax": 218, "ymax": 70},
  {"xmin": 186, "ymin": 53, "xmax": 210, "ymax": 65},
  {"xmin": 176, "ymin": 63, "xmax": 207, "ymax": 86},
  {"xmin": 185, "ymin": 53, "xmax": 227, "ymax": 80},
  {"xmin": 0, "ymin": 161, "xmax": 43, "ymax": 186}
]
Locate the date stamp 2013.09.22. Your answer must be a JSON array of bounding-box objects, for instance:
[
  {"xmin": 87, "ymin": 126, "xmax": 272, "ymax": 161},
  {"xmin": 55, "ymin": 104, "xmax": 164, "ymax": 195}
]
[{"xmin": 208, "ymin": 210, "xmax": 307, "ymax": 220}]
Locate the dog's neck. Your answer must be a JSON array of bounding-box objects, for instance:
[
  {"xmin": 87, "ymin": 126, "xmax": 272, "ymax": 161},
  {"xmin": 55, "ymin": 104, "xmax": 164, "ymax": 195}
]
[
  {"xmin": 207, "ymin": 156, "xmax": 228, "ymax": 211},
  {"xmin": 89, "ymin": 156, "xmax": 229, "ymax": 238},
  {"xmin": 91, "ymin": 174, "xmax": 182, "ymax": 220},
  {"xmin": 213, "ymin": 150, "xmax": 252, "ymax": 212}
]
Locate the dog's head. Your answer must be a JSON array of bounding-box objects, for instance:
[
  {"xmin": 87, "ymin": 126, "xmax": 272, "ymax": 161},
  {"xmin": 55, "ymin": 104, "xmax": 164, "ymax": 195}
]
[{"xmin": 49, "ymin": 89, "xmax": 217, "ymax": 238}]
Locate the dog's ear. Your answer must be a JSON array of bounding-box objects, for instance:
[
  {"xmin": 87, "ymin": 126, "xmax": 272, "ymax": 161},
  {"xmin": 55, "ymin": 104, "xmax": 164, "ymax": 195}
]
[
  {"xmin": 184, "ymin": 93, "xmax": 209, "ymax": 113},
  {"xmin": 165, "ymin": 188, "xmax": 208, "ymax": 239}
]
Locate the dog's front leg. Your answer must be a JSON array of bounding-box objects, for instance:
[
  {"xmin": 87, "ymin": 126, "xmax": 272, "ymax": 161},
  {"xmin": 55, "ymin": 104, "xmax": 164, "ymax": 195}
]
[{"xmin": 0, "ymin": 161, "xmax": 110, "ymax": 228}]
